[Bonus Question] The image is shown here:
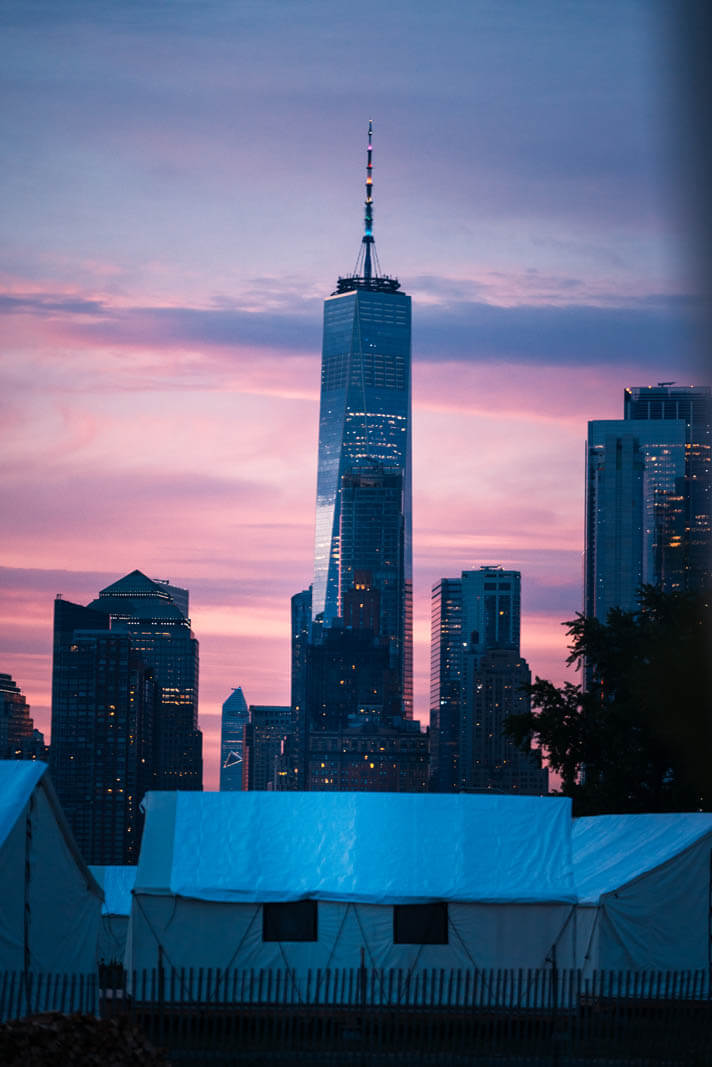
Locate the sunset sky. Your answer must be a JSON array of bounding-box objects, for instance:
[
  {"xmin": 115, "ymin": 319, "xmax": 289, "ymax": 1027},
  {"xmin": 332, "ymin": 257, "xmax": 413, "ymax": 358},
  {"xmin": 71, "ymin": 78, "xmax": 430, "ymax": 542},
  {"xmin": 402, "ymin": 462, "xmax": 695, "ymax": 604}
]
[{"xmin": 1, "ymin": 1, "xmax": 707, "ymax": 789}]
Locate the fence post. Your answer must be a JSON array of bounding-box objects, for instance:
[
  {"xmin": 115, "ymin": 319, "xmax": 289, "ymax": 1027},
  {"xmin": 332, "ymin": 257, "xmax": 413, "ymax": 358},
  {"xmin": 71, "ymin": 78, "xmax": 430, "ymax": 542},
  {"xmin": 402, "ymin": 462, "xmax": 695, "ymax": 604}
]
[
  {"xmin": 157, "ymin": 945, "xmax": 165, "ymax": 1048},
  {"xmin": 549, "ymin": 942, "xmax": 559, "ymax": 1067},
  {"xmin": 360, "ymin": 947, "xmax": 366, "ymax": 1012}
]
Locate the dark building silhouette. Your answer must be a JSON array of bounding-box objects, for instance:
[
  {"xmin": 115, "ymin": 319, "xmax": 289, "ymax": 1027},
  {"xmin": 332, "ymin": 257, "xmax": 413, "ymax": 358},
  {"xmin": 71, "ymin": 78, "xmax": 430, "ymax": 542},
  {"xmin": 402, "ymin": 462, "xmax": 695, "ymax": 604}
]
[
  {"xmin": 243, "ymin": 705, "xmax": 295, "ymax": 791},
  {"xmin": 339, "ymin": 465, "xmax": 406, "ymax": 682},
  {"xmin": 430, "ymin": 567, "xmax": 547, "ymax": 795},
  {"xmin": 429, "ymin": 578, "xmax": 464, "ymax": 794},
  {"xmin": 50, "ymin": 570, "xmax": 201, "ymax": 863},
  {"xmin": 464, "ymin": 649, "xmax": 547, "ymax": 794},
  {"xmin": 50, "ymin": 598, "xmax": 155, "ymax": 863},
  {"xmin": 290, "ymin": 588, "xmax": 312, "ymax": 719},
  {"xmin": 87, "ymin": 570, "xmax": 202, "ymax": 791},
  {"xmin": 307, "ymin": 721, "xmax": 428, "ymax": 792},
  {"xmin": 0, "ymin": 673, "xmax": 46, "ymax": 761},
  {"xmin": 302, "ymin": 626, "xmax": 427, "ymax": 792},
  {"xmin": 219, "ymin": 687, "xmax": 249, "ymax": 791}
]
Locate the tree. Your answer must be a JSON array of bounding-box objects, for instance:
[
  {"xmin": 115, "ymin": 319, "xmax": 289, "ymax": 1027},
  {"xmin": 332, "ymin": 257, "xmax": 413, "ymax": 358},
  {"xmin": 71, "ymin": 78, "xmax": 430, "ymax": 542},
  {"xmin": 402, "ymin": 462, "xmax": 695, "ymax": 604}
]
[{"xmin": 504, "ymin": 586, "xmax": 712, "ymax": 814}]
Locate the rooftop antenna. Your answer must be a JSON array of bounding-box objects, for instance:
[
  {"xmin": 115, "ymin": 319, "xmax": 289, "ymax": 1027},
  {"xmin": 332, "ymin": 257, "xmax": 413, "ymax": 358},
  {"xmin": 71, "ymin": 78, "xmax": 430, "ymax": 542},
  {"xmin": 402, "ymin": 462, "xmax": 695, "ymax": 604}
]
[
  {"xmin": 363, "ymin": 119, "xmax": 374, "ymax": 282},
  {"xmin": 334, "ymin": 121, "xmax": 400, "ymax": 294}
]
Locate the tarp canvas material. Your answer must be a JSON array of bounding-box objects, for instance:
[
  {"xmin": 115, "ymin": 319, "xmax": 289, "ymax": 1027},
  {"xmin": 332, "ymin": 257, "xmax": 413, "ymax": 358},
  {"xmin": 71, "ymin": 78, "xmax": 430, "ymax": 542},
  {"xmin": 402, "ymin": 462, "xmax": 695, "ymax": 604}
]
[
  {"xmin": 572, "ymin": 814, "xmax": 712, "ymax": 974},
  {"xmin": 0, "ymin": 761, "xmax": 103, "ymax": 973},
  {"xmin": 90, "ymin": 865, "xmax": 136, "ymax": 965},
  {"xmin": 136, "ymin": 791, "xmax": 576, "ymax": 904},
  {"xmin": 128, "ymin": 791, "xmax": 576, "ymax": 975}
]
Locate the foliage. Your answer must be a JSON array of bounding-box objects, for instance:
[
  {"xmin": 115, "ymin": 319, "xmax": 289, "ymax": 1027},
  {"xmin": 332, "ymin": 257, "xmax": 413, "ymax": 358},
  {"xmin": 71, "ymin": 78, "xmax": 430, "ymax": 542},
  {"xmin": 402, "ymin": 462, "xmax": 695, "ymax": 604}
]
[{"xmin": 504, "ymin": 586, "xmax": 712, "ymax": 814}]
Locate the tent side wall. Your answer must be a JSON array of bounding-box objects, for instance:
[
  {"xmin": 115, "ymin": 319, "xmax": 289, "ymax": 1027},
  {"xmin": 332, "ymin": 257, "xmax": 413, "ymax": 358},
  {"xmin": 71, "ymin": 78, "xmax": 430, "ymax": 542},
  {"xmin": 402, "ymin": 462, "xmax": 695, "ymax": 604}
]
[
  {"xmin": 598, "ymin": 834, "xmax": 712, "ymax": 973},
  {"xmin": 128, "ymin": 895, "xmax": 576, "ymax": 976},
  {"xmin": 0, "ymin": 812, "xmax": 29, "ymax": 971},
  {"xmin": 28, "ymin": 781, "xmax": 102, "ymax": 973}
]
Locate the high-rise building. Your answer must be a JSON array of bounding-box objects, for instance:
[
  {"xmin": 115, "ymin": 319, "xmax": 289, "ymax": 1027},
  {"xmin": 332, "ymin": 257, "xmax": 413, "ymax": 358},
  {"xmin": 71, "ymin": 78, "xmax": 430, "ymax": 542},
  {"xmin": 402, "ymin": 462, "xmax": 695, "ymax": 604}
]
[
  {"xmin": 430, "ymin": 567, "xmax": 547, "ymax": 795},
  {"xmin": 219, "ymin": 687, "xmax": 249, "ymax": 791},
  {"xmin": 50, "ymin": 570, "xmax": 201, "ymax": 863},
  {"xmin": 50, "ymin": 598, "xmax": 155, "ymax": 864},
  {"xmin": 585, "ymin": 385, "xmax": 711, "ymax": 623},
  {"xmin": 464, "ymin": 649, "xmax": 547, "ymax": 794},
  {"xmin": 243, "ymin": 705, "xmax": 295, "ymax": 791},
  {"xmin": 339, "ymin": 465, "xmax": 405, "ymax": 677},
  {"xmin": 0, "ymin": 673, "xmax": 46, "ymax": 761},
  {"xmin": 290, "ymin": 587, "xmax": 312, "ymax": 717},
  {"xmin": 87, "ymin": 570, "xmax": 202, "ymax": 790},
  {"xmin": 303, "ymin": 625, "xmax": 427, "ymax": 792},
  {"xmin": 312, "ymin": 122, "xmax": 413, "ymax": 718}
]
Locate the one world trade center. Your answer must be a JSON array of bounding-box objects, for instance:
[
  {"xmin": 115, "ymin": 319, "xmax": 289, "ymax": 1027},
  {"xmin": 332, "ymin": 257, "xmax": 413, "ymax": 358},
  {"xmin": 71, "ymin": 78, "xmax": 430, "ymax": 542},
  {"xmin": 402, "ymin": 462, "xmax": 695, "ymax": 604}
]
[{"xmin": 312, "ymin": 123, "xmax": 413, "ymax": 717}]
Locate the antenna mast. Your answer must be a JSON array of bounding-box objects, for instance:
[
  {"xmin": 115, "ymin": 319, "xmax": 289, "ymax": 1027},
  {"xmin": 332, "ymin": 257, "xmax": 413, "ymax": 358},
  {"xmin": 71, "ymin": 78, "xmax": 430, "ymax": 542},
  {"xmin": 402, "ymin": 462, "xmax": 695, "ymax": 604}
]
[{"xmin": 363, "ymin": 119, "xmax": 374, "ymax": 281}]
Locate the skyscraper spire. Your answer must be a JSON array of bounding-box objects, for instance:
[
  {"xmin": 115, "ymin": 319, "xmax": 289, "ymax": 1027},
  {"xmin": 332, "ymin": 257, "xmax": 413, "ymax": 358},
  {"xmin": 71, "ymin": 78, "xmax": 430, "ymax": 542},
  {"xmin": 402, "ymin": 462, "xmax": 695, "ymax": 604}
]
[
  {"xmin": 363, "ymin": 119, "xmax": 374, "ymax": 282},
  {"xmin": 335, "ymin": 121, "xmax": 399, "ymax": 294}
]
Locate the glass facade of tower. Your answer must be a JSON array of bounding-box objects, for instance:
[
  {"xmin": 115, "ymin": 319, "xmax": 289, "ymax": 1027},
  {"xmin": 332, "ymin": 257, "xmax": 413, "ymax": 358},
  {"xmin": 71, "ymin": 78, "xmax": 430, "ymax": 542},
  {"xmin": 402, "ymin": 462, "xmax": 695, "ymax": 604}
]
[
  {"xmin": 585, "ymin": 420, "xmax": 686, "ymax": 620},
  {"xmin": 313, "ymin": 285, "xmax": 413, "ymax": 716},
  {"xmin": 585, "ymin": 386, "xmax": 712, "ymax": 623},
  {"xmin": 219, "ymin": 687, "xmax": 249, "ymax": 791},
  {"xmin": 430, "ymin": 567, "xmax": 545, "ymax": 795}
]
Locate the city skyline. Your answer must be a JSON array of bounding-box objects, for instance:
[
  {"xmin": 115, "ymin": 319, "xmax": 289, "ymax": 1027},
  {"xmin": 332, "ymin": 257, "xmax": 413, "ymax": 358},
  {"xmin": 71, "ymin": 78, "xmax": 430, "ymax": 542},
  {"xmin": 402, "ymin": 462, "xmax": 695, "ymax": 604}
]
[{"xmin": 1, "ymin": 2, "xmax": 708, "ymax": 789}]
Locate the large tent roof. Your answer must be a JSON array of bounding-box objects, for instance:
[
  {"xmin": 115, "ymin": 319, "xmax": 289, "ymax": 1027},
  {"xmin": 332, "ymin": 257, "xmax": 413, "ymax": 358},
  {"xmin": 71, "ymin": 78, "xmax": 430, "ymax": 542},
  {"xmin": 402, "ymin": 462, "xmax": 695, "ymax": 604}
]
[
  {"xmin": 573, "ymin": 813, "xmax": 712, "ymax": 904},
  {"xmin": 136, "ymin": 791, "xmax": 576, "ymax": 905},
  {"xmin": 89, "ymin": 865, "xmax": 136, "ymax": 916}
]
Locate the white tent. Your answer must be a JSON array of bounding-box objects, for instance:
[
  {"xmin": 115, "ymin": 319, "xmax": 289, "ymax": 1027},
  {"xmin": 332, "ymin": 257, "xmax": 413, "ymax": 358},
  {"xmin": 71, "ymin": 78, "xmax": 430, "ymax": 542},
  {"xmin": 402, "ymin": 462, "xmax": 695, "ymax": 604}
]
[
  {"xmin": 89, "ymin": 865, "xmax": 136, "ymax": 965},
  {"xmin": 572, "ymin": 813, "xmax": 712, "ymax": 976},
  {"xmin": 0, "ymin": 761, "xmax": 103, "ymax": 973},
  {"xmin": 128, "ymin": 791, "xmax": 576, "ymax": 979}
]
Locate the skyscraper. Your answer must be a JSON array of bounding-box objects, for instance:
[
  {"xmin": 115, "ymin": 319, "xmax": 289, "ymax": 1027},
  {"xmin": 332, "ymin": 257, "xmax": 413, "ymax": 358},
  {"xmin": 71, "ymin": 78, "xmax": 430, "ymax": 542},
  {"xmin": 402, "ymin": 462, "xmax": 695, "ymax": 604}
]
[
  {"xmin": 430, "ymin": 567, "xmax": 547, "ymax": 795},
  {"xmin": 290, "ymin": 587, "xmax": 312, "ymax": 717},
  {"xmin": 0, "ymin": 672, "xmax": 46, "ymax": 761},
  {"xmin": 50, "ymin": 598, "xmax": 155, "ymax": 863},
  {"xmin": 50, "ymin": 570, "xmax": 201, "ymax": 861},
  {"xmin": 584, "ymin": 384, "xmax": 711, "ymax": 623},
  {"xmin": 312, "ymin": 122, "xmax": 413, "ymax": 717},
  {"xmin": 87, "ymin": 570, "xmax": 202, "ymax": 790},
  {"xmin": 219, "ymin": 687, "xmax": 249, "ymax": 791},
  {"xmin": 243, "ymin": 705, "xmax": 295, "ymax": 791}
]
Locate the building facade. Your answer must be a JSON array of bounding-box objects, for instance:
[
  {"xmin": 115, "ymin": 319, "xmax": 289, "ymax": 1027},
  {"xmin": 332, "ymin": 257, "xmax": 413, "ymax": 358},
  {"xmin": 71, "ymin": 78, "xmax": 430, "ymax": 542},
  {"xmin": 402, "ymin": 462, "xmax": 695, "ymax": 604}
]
[
  {"xmin": 87, "ymin": 570, "xmax": 202, "ymax": 790},
  {"xmin": 585, "ymin": 385, "xmax": 712, "ymax": 623},
  {"xmin": 290, "ymin": 588, "xmax": 312, "ymax": 719},
  {"xmin": 311, "ymin": 123, "xmax": 413, "ymax": 718},
  {"xmin": 430, "ymin": 567, "xmax": 547, "ymax": 795},
  {"xmin": 243, "ymin": 705, "xmax": 295, "ymax": 791},
  {"xmin": 0, "ymin": 673, "xmax": 46, "ymax": 761},
  {"xmin": 219, "ymin": 687, "xmax": 249, "ymax": 791},
  {"xmin": 50, "ymin": 598, "xmax": 155, "ymax": 863}
]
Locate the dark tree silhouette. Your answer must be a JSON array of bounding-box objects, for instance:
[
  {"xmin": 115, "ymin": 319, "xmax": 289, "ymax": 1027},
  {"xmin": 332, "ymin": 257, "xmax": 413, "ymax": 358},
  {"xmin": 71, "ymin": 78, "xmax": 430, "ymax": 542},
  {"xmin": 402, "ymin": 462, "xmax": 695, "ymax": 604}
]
[{"xmin": 504, "ymin": 587, "xmax": 711, "ymax": 814}]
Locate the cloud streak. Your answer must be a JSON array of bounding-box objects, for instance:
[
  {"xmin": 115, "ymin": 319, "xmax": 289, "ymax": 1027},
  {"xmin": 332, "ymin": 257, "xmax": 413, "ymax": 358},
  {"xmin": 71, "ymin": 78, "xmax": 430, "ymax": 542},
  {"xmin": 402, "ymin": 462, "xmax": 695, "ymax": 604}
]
[{"xmin": 2, "ymin": 286, "xmax": 703, "ymax": 372}]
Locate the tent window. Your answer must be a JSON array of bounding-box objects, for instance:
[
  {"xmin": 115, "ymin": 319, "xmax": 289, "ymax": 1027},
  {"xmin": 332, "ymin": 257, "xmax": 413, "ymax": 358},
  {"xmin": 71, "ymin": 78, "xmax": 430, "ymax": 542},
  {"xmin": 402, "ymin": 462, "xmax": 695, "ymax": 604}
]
[
  {"xmin": 263, "ymin": 901, "xmax": 318, "ymax": 942},
  {"xmin": 393, "ymin": 903, "xmax": 448, "ymax": 945}
]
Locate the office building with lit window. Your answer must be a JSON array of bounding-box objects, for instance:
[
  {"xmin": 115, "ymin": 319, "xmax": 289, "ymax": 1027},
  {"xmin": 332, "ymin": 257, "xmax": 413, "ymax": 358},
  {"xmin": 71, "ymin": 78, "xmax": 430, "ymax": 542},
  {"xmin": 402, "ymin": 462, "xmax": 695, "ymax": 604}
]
[
  {"xmin": 430, "ymin": 567, "xmax": 547, "ymax": 795},
  {"xmin": 311, "ymin": 123, "xmax": 413, "ymax": 718},
  {"xmin": 87, "ymin": 569, "xmax": 202, "ymax": 791},
  {"xmin": 243, "ymin": 705, "xmax": 296, "ymax": 791},
  {"xmin": 0, "ymin": 673, "xmax": 46, "ymax": 761},
  {"xmin": 585, "ymin": 385, "xmax": 711, "ymax": 623},
  {"xmin": 50, "ymin": 598, "xmax": 155, "ymax": 863}
]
